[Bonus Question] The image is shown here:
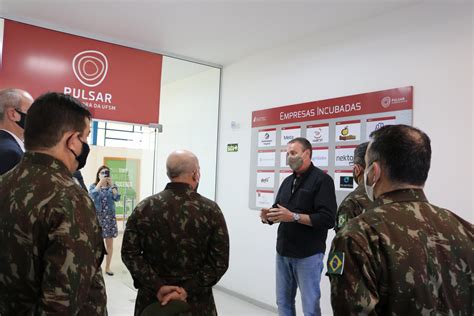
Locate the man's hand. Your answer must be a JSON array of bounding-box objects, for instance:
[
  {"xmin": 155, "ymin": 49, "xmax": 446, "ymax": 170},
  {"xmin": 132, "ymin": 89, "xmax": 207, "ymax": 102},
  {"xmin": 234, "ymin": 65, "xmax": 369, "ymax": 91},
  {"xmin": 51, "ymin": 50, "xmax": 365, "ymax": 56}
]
[
  {"xmin": 267, "ymin": 204, "xmax": 293, "ymax": 223},
  {"xmin": 260, "ymin": 208, "xmax": 271, "ymax": 223},
  {"xmin": 157, "ymin": 285, "xmax": 187, "ymax": 306}
]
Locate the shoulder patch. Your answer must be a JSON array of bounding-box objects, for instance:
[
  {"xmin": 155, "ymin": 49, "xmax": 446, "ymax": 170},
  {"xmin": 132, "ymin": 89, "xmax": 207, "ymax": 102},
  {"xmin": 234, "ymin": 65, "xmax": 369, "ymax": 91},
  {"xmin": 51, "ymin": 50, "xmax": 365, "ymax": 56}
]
[
  {"xmin": 327, "ymin": 252, "xmax": 344, "ymax": 275},
  {"xmin": 337, "ymin": 214, "xmax": 347, "ymax": 229}
]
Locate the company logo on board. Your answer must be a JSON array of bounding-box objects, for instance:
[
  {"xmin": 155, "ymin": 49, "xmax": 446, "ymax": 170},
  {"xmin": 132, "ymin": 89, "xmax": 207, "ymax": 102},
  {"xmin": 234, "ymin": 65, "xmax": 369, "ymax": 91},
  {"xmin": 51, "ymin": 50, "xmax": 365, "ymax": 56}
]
[
  {"xmin": 381, "ymin": 96, "xmax": 391, "ymax": 108},
  {"xmin": 72, "ymin": 50, "xmax": 109, "ymax": 87}
]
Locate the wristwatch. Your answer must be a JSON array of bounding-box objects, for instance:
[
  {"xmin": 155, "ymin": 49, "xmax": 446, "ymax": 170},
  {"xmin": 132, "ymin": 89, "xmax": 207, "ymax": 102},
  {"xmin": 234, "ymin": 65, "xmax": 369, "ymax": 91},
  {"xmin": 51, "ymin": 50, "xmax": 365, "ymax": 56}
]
[{"xmin": 292, "ymin": 212, "xmax": 301, "ymax": 222}]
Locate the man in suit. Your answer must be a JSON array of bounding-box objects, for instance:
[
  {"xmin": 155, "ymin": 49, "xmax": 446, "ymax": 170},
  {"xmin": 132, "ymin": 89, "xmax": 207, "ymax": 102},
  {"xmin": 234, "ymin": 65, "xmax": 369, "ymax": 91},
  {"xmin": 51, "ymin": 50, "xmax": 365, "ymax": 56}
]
[{"xmin": 0, "ymin": 88, "xmax": 34, "ymax": 175}]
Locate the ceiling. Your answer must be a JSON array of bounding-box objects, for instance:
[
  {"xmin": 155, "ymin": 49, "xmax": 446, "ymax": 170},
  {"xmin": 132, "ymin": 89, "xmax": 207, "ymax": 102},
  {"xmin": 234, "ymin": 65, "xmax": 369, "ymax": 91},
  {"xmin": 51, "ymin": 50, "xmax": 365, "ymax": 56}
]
[{"xmin": 0, "ymin": 0, "xmax": 419, "ymax": 67}]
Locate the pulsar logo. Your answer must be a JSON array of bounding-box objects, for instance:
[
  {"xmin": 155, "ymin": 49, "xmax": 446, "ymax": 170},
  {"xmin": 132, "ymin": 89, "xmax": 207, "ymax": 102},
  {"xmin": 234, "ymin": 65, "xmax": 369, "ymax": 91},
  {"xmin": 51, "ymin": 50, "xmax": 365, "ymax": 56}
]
[
  {"xmin": 72, "ymin": 50, "xmax": 108, "ymax": 87},
  {"xmin": 381, "ymin": 96, "xmax": 391, "ymax": 108}
]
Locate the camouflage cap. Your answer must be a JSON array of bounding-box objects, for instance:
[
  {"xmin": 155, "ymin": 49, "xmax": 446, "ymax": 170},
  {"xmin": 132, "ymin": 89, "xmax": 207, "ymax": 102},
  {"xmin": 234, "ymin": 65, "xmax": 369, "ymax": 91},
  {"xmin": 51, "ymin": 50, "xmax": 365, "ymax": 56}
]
[{"xmin": 141, "ymin": 300, "xmax": 190, "ymax": 316}]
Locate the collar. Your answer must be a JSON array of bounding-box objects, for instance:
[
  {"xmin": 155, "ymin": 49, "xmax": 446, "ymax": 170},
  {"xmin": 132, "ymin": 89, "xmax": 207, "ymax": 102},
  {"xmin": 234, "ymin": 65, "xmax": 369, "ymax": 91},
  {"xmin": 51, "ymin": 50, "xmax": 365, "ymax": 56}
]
[
  {"xmin": 1, "ymin": 129, "xmax": 24, "ymax": 152},
  {"xmin": 23, "ymin": 151, "xmax": 71, "ymax": 175},
  {"xmin": 293, "ymin": 162, "xmax": 315, "ymax": 179},
  {"xmin": 165, "ymin": 182, "xmax": 194, "ymax": 192},
  {"xmin": 372, "ymin": 188, "xmax": 428, "ymax": 208}
]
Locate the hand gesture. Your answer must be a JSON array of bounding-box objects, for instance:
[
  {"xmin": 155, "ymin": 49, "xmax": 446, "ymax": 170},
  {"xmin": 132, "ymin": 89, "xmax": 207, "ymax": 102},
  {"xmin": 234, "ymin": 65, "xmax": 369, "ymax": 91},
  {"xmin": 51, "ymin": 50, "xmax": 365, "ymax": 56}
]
[
  {"xmin": 260, "ymin": 208, "xmax": 271, "ymax": 223},
  {"xmin": 266, "ymin": 204, "xmax": 293, "ymax": 223}
]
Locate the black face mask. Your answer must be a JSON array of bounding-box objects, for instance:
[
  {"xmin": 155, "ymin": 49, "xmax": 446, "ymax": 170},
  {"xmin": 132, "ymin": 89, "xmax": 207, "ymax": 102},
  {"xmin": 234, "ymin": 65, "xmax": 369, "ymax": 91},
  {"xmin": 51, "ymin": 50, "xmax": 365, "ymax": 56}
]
[
  {"xmin": 69, "ymin": 135, "xmax": 90, "ymax": 170},
  {"xmin": 15, "ymin": 109, "xmax": 27, "ymax": 129}
]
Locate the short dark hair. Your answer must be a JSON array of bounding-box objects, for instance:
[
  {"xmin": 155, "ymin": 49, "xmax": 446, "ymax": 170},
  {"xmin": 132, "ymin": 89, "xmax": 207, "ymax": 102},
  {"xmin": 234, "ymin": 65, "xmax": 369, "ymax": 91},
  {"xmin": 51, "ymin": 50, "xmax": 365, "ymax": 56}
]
[
  {"xmin": 24, "ymin": 92, "xmax": 91, "ymax": 150},
  {"xmin": 353, "ymin": 142, "xmax": 369, "ymax": 167},
  {"xmin": 368, "ymin": 124, "xmax": 431, "ymax": 186},
  {"xmin": 288, "ymin": 137, "xmax": 312, "ymax": 158},
  {"xmin": 94, "ymin": 165, "xmax": 110, "ymax": 185}
]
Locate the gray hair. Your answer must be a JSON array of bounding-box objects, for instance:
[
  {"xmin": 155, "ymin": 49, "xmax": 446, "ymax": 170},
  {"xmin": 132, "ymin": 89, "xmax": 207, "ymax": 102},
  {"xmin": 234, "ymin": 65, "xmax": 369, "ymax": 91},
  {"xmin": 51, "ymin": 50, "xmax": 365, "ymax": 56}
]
[{"xmin": 0, "ymin": 89, "xmax": 25, "ymax": 121}]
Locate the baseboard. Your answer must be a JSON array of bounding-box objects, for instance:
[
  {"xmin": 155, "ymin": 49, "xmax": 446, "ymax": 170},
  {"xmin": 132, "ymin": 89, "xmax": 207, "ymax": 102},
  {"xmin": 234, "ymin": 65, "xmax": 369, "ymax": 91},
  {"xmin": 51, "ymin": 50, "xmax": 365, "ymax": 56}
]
[{"xmin": 214, "ymin": 285, "xmax": 278, "ymax": 313}]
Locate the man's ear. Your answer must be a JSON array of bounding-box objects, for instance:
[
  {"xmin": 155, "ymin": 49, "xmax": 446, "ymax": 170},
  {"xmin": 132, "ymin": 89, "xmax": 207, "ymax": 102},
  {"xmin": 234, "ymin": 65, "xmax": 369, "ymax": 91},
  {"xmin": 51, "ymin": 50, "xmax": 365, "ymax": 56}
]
[
  {"xmin": 6, "ymin": 107, "xmax": 18, "ymax": 121},
  {"xmin": 354, "ymin": 164, "xmax": 362, "ymax": 178},
  {"xmin": 64, "ymin": 131, "xmax": 79, "ymax": 150},
  {"xmin": 372, "ymin": 161, "xmax": 382, "ymax": 183}
]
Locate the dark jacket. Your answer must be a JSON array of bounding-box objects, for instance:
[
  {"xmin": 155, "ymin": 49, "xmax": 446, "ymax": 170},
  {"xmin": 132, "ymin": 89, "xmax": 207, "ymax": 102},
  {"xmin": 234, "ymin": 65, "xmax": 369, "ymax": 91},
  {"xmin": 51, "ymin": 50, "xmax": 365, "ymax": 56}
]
[
  {"xmin": 275, "ymin": 163, "xmax": 337, "ymax": 258},
  {"xmin": 0, "ymin": 130, "xmax": 23, "ymax": 175}
]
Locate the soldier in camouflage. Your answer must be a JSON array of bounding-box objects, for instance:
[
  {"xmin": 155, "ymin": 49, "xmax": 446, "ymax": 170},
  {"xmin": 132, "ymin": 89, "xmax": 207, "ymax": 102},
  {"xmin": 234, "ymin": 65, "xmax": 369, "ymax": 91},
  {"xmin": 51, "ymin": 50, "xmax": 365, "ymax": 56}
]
[
  {"xmin": 122, "ymin": 150, "xmax": 229, "ymax": 316},
  {"xmin": 0, "ymin": 92, "xmax": 107, "ymax": 315},
  {"xmin": 334, "ymin": 142, "xmax": 371, "ymax": 232},
  {"xmin": 328, "ymin": 124, "xmax": 473, "ymax": 315}
]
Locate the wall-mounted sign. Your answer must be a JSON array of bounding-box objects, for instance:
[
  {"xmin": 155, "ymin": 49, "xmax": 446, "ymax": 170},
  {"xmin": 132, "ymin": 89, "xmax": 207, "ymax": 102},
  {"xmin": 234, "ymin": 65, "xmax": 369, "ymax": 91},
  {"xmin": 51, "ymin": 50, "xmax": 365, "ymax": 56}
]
[
  {"xmin": 249, "ymin": 86, "xmax": 413, "ymax": 209},
  {"xmin": 0, "ymin": 19, "xmax": 162, "ymax": 125}
]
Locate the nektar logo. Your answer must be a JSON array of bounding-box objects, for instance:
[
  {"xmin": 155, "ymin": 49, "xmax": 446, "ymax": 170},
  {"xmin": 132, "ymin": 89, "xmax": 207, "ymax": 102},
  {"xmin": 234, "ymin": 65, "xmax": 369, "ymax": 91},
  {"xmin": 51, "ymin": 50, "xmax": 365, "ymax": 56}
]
[{"xmin": 72, "ymin": 50, "xmax": 108, "ymax": 87}]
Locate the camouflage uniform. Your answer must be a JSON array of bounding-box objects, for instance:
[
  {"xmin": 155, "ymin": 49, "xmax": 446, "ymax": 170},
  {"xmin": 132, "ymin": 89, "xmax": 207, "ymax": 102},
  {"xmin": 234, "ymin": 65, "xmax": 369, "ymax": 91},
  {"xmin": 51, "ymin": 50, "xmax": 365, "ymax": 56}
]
[
  {"xmin": 327, "ymin": 189, "xmax": 474, "ymax": 315},
  {"xmin": 121, "ymin": 182, "xmax": 229, "ymax": 316},
  {"xmin": 335, "ymin": 184, "xmax": 372, "ymax": 232},
  {"xmin": 0, "ymin": 152, "xmax": 107, "ymax": 315}
]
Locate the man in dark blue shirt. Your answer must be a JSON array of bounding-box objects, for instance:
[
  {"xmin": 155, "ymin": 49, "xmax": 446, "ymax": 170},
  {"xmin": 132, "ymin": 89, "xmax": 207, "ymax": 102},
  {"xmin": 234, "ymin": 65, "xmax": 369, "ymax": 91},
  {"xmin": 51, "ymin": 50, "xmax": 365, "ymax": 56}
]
[{"xmin": 261, "ymin": 137, "xmax": 337, "ymax": 316}]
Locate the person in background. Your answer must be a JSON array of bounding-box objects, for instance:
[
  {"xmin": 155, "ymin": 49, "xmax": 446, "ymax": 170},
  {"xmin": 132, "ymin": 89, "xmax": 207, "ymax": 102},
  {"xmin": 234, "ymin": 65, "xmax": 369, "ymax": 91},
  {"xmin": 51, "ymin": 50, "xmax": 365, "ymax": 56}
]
[
  {"xmin": 122, "ymin": 150, "xmax": 229, "ymax": 316},
  {"xmin": 260, "ymin": 137, "xmax": 337, "ymax": 316},
  {"xmin": 89, "ymin": 165, "xmax": 120, "ymax": 276},
  {"xmin": 0, "ymin": 88, "xmax": 34, "ymax": 175},
  {"xmin": 0, "ymin": 92, "xmax": 106, "ymax": 315},
  {"xmin": 334, "ymin": 142, "xmax": 371, "ymax": 232},
  {"xmin": 328, "ymin": 124, "xmax": 473, "ymax": 315}
]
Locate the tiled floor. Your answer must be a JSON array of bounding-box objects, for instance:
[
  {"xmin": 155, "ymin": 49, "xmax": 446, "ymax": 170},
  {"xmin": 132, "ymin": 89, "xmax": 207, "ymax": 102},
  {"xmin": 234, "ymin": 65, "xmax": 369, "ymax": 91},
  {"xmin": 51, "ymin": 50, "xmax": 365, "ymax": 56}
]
[{"xmin": 104, "ymin": 230, "xmax": 276, "ymax": 316}]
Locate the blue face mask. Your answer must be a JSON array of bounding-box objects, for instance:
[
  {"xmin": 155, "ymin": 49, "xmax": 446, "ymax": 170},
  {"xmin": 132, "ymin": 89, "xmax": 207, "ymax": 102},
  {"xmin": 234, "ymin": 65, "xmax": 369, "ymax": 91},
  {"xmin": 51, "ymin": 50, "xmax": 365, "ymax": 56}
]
[{"xmin": 15, "ymin": 109, "xmax": 27, "ymax": 129}]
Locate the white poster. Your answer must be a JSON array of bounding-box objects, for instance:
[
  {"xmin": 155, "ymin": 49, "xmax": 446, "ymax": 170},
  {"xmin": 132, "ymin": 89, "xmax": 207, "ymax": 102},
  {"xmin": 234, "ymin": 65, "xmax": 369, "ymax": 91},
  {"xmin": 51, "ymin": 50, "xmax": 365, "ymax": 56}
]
[
  {"xmin": 281, "ymin": 126, "xmax": 301, "ymax": 145},
  {"xmin": 256, "ymin": 171, "xmax": 275, "ymax": 188},
  {"xmin": 279, "ymin": 170, "xmax": 292, "ymax": 185},
  {"xmin": 307, "ymin": 124, "xmax": 329, "ymax": 144},
  {"xmin": 256, "ymin": 190, "xmax": 274, "ymax": 208},
  {"xmin": 335, "ymin": 120, "xmax": 361, "ymax": 142},
  {"xmin": 280, "ymin": 150, "xmax": 288, "ymax": 167},
  {"xmin": 258, "ymin": 129, "xmax": 276, "ymax": 147},
  {"xmin": 366, "ymin": 116, "xmax": 396, "ymax": 140},
  {"xmin": 312, "ymin": 147, "xmax": 329, "ymax": 167},
  {"xmin": 335, "ymin": 170, "xmax": 355, "ymax": 191},
  {"xmin": 257, "ymin": 150, "xmax": 276, "ymax": 167},
  {"xmin": 335, "ymin": 146, "xmax": 357, "ymax": 167}
]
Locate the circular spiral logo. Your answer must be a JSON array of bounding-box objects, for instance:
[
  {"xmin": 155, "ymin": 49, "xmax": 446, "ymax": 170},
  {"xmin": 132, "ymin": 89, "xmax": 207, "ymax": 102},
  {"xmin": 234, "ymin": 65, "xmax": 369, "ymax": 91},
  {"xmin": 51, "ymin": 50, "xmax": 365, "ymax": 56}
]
[
  {"xmin": 72, "ymin": 50, "xmax": 108, "ymax": 87},
  {"xmin": 381, "ymin": 96, "xmax": 391, "ymax": 108}
]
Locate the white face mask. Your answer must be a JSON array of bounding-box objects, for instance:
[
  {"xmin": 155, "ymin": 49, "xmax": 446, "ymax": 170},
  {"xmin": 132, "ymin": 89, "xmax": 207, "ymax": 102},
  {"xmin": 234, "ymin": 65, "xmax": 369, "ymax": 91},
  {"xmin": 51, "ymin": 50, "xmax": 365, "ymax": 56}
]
[{"xmin": 364, "ymin": 163, "xmax": 377, "ymax": 201}]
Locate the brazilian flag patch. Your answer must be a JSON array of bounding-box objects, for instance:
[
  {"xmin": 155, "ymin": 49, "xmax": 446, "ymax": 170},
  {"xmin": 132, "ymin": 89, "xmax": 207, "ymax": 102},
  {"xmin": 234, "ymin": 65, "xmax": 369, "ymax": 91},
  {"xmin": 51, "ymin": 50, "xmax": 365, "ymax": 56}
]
[{"xmin": 327, "ymin": 252, "xmax": 344, "ymax": 275}]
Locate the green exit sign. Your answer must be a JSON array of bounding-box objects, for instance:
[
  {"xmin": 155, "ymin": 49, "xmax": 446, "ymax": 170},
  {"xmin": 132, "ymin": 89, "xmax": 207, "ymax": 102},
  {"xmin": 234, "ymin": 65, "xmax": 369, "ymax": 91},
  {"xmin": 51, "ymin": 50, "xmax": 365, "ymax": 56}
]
[{"xmin": 227, "ymin": 143, "xmax": 239, "ymax": 152}]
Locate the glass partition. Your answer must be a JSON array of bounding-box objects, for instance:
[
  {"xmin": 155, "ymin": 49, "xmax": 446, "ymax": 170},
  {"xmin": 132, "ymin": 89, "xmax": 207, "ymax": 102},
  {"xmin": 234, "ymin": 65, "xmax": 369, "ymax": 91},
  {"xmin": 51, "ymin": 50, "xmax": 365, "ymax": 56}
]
[{"xmin": 81, "ymin": 56, "xmax": 221, "ymax": 222}]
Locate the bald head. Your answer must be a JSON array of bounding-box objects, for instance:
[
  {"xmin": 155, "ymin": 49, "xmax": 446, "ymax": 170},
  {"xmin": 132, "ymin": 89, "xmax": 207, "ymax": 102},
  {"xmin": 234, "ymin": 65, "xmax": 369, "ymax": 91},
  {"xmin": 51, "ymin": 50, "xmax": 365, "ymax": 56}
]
[{"xmin": 166, "ymin": 150, "xmax": 199, "ymax": 181}]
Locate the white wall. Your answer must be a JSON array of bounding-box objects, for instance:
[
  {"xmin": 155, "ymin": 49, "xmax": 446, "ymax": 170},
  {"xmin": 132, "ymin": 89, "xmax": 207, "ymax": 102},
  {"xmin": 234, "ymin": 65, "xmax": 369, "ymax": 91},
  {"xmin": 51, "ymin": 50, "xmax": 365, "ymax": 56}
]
[
  {"xmin": 216, "ymin": 2, "xmax": 473, "ymax": 314},
  {"xmin": 157, "ymin": 60, "xmax": 221, "ymax": 200}
]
